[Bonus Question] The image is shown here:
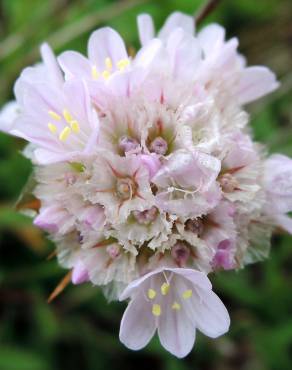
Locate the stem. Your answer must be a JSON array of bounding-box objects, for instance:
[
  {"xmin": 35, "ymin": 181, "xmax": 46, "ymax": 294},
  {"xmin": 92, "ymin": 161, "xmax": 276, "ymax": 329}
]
[{"xmin": 195, "ymin": 0, "xmax": 223, "ymax": 26}]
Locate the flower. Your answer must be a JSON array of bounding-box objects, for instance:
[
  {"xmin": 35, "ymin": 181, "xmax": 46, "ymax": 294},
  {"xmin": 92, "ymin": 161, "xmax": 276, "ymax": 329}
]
[
  {"xmin": 119, "ymin": 267, "xmax": 230, "ymax": 358},
  {"xmin": 263, "ymin": 154, "xmax": 292, "ymax": 234}
]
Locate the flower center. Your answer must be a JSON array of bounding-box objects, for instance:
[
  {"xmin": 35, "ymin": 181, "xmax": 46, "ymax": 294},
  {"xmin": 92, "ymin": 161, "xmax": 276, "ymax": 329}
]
[
  {"xmin": 171, "ymin": 241, "xmax": 190, "ymax": 266},
  {"xmin": 133, "ymin": 206, "xmax": 158, "ymax": 225},
  {"xmin": 47, "ymin": 108, "xmax": 81, "ymax": 142},
  {"xmin": 219, "ymin": 173, "xmax": 239, "ymax": 193},
  {"xmin": 149, "ymin": 136, "xmax": 168, "ymax": 155},
  {"xmin": 118, "ymin": 135, "xmax": 140, "ymax": 154},
  {"xmin": 116, "ymin": 177, "xmax": 136, "ymax": 200},
  {"xmin": 185, "ymin": 218, "xmax": 204, "ymax": 237},
  {"xmin": 146, "ymin": 273, "xmax": 194, "ymax": 317}
]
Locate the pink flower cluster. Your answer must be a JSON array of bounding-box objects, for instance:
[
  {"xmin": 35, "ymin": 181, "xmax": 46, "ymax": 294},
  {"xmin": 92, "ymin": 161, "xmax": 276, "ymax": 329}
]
[{"xmin": 1, "ymin": 11, "xmax": 291, "ymax": 358}]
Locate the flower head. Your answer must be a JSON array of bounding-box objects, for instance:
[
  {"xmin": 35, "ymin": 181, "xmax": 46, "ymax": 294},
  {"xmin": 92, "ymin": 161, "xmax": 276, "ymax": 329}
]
[{"xmin": 0, "ymin": 9, "xmax": 287, "ymax": 359}]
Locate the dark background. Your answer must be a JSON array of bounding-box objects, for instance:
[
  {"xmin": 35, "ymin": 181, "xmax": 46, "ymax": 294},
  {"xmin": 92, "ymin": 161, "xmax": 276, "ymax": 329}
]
[{"xmin": 0, "ymin": 1, "xmax": 292, "ymax": 369}]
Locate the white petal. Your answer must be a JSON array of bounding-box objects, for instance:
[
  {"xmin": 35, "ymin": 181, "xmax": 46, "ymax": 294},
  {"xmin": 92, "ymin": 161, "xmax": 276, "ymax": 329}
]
[
  {"xmin": 87, "ymin": 27, "xmax": 128, "ymax": 71},
  {"xmin": 237, "ymin": 66, "xmax": 279, "ymax": 104},
  {"xmin": 158, "ymin": 11, "xmax": 194, "ymax": 40},
  {"xmin": 119, "ymin": 294, "xmax": 156, "ymax": 350},
  {"xmin": 137, "ymin": 14, "xmax": 155, "ymax": 46}
]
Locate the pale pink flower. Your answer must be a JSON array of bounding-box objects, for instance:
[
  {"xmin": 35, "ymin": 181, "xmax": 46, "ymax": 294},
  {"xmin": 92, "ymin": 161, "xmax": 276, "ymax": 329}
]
[
  {"xmin": 59, "ymin": 27, "xmax": 129, "ymax": 82},
  {"xmin": 137, "ymin": 12, "xmax": 278, "ymax": 105},
  {"xmin": 263, "ymin": 154, "xmax": 292, "ymax": 234},
  {"xmin": 0, "ymin": 10, "xmax": 287, "ymax": 358},
  {"xmin": 119, "ymin": 267, "xmax": 230, "ymax": 358},
  {"xmin": 152, "ymin": 149, "xmax": 221, "ymax": 217},
  {"xmin": 10, "ymin": 79, "xmax": 100, "ymax": 164},
  {"xmin": 34, "ymin": 204, "xmax": 75, "ymax": 234},
  {"xmin": 219, "ymin": 132, "xmax": 261, "ymax": 209},
  {"xmin": 82, "ymin": 152, "xmax": 154, "ymax": 222}
]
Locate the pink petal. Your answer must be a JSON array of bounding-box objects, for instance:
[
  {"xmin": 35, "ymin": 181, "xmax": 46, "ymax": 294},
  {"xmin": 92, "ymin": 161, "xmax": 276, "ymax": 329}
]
[
  {"xmin": 58, "ymin": 51, "xmax": 92, "ymax": 80},
  {"xmin": 87, "ymin": 27, "xmax": 128, "ymax": 71},
  {"xmin": 158, "ymin": 11, "xmax": 195, "ymax": 40},
  {"xmin": 40, "ymin": 43, "xmax": 63, "ymax": 86},
  {"xmin": 0, "ymin": 101, "xmax": 20, "ymax": 132},
  {"xmin": 237, "ymin": 66, "xmax": 279, "ymax": 104},
  {"xmin": 72, "ymin": 260, "xmax": 89, "ymax": 285},
  {"xmin": 170, "ymin": 268, "xmax": 212, "ymax": 290},
  {"xmin": 197, "ymin": 23, "xmax": 225, "ymax": 56},
  {"xmin": 119, "ymin": 293, "xmax": 156, "ymax": 350},
  {"xmin": 139, "ymin": 154, "xmax": 161, "ymax": 179},
  {"xmin": 158, "ymin": 290, "xmax": 196, "ymax": 358},
  {"xmin": 191, "ymin": 288, "xmax": 230, "ymax": 338},
  {"xmin": 167, "ymin": 28, "xmax": 201, "ymax": 80},
  {"xmin": 137, "ymin": 14, "xmax": 155, "ymax": 46}
]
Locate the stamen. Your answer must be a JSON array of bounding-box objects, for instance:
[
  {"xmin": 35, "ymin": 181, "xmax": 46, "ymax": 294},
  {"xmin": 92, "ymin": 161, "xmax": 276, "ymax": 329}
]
[
  {"xmin": 148, "ymin": 289, "xmax": 156, "ymax": 299},
  {"xmin": 70, "ymin": 120, "xmax": 80, "ymax": 133},
  {"xmin": 102, "ymin": 70, "xmax": 111, "ymax": 80},
  {"xmin": 162, "ymin": 271, "xmax": 170, "ymax": 285},
  {"xmin": 219, "ymin": 173, "xmax": 239, "ymax": 193},
  {"xmin": 91, "ymin": 65, "xmax": 99, "ymax": 80},
  {"xmin": 48, "ymin": 110, "xmax": 61, "ymax": 121},
  {"xmin": 63, "ymin": 109, "xmax": 73, "ymax": 123},
  {"xmin": 182, "ymin": 289, "xmax": 193, "ymax": 299},
  {"xmin": 48, "ymin": 123, "xmax": 57, "ymax": 134},
  {"xmin": 59, "ymin": 126, "xmax": 71, "ymax": 141},
  {"xmin": 161, "ymin": 283, "xmax": 170, "ymax": 295},
  {"xmin": 117, "ymin": 58, "xmax": 130, "ymax": 71},
  {"xmin": 152, "ymin": 304, "xmax": 161, "ymax": 316},
  {"xmin": 149, "ymin": 136, "xmax": 168, "ymax": 155},
  {"xmin": 105, "ymin": 57, "xmax": 113, "ymax": 71},
  {"xmin": 171, "ymin": 301, "xmax": 181, "ymax": 310}
]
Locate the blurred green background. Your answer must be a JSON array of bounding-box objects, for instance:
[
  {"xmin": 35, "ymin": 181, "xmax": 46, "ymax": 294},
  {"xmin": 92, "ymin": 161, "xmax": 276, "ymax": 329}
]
[{"xmin": 0, "ymin": 0, "xmax": 292, "ymax": 369}]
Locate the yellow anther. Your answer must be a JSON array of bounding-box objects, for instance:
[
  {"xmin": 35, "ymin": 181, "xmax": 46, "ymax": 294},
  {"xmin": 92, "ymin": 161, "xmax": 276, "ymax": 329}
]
[
  {"xmin": 91, "ymin": 66, "xmax": 99, "ymax": 80},
  {"xmin": 182, "ymin": 289, "xmax": 193, "ymax": 299},
  {"xmin": 148, "ymin": 289, "xmax": 156, "ymax": 300},
  {"xmin": 59, "ymin": 126, "xmax": 71, "ymax": 141},
  {"xmin": 63, "ymin": 109, "xmax": 73, "ymax": 123},
  {"xmin": 105, "ymin": 57, "xmax": 113, "ymax": 71},
  {"xmin": 102, "ymin": 70, "xmax": 111, "ymax": 80},
  {"xmin": 48, "ymin": 123, "xmax": 57, "ymax": 134},
  {"xmin": 161, "ymin": 283, "xmax": 170, "ymax": 295},
  {"xmin": 70, "ymin": 120, "xmax": 80, "ymax": 133},
  {"xmin": 152, "ymin": 304, "xmax": 161, "ymax": 317},
  {"xmin": 117, "ymin": 58, "xmax": 130, "ymax": 71},
  {"xmin": 48, "ymin": 110, "xmax": 61, "ymax": 121},
  {"xmin": 171, "ymin": 301, "xmax": 181, "ymax": 310}
]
